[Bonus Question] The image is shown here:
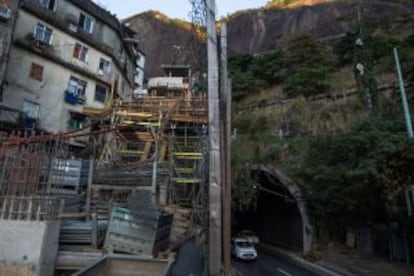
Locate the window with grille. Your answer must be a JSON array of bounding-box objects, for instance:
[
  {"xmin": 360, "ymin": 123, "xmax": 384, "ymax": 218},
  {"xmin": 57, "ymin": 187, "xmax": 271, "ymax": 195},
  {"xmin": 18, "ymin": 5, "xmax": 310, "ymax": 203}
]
[
  {"xmin": 67, "ymin": 76, "xmax": 87, "ymax": 97},
  {"xmin": 29, "ymin": 63, "xmax": 44, "ymax": 81},
  {"xmin": 34, "ymin": 23, "xmax": 53, "ymax": 44},
  {"xmin": 73, "ymin": 43, "xmax": 89, "ymax": 62},
  {"xmin": 39, "ymin": 0, "xmax": 55, "ymax": 10},
  {"xmin": 23, "ymin": 101, "xmax": 40, "ymax": 119},
  {"xmin": 94, "ymin": 84, "xmax": 108, "ymax": 103},
  {"xmin": 78, "ymin": 13, "xmax": 94, "ymax": 34}
]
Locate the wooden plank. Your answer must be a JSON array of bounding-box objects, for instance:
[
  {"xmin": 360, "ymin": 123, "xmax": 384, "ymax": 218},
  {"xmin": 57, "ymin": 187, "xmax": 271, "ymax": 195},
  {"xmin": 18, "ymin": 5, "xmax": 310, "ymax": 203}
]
[
  {"xmin": 92, "ymin": 184, "xmax": 152, "ymax": 191},
  {"xmin": 58, "ymin": 212, "xmax": 89, "ymax": 219},
  {"xmin": 119, "ymin": 150, "xmax": 144, "ymax": 156},
  {"xmin": 140, "ymin": 141, "xmax": 152, "ymax": 161},
  {"xmin": 115, "ymin": 111, "xmax": 154, "ymax": 118},
  {"xmin": 158, "ymin": 142, "xmax": 167, "ymax": 161},
  {"xmin": 175, "ymin": 168, "xmax": 196, "ymax": 174},
  {"xmin": 171, "ymin": 178, "xmax": 201, "ymax": 184}
]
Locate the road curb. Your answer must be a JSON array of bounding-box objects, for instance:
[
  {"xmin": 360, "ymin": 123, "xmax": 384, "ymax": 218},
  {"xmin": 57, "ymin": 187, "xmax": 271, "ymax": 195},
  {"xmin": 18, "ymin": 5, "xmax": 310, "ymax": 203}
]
[{"xmin": 257, "ymin": 243, "xmax": 346, "ymax": 276}]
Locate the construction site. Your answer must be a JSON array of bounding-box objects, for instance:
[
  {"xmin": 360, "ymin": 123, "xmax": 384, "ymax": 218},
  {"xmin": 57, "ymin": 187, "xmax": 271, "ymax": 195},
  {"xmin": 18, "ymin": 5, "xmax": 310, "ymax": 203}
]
[{"xmin": 0, "ymin": 64, "xmax": 210, "ymax": 275}]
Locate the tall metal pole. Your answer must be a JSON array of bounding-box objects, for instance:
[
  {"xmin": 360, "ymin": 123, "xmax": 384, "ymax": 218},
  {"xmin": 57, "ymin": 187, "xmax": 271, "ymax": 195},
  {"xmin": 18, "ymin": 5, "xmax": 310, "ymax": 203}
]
[
  {"xmin": 220, "ymin": 23, "xmax": 231, "ymax": 276},
  {"xmin": 393, "ymin": 46, "xmax": 413, "ymax": 265},
  {"xmin": 356, "ymin": 4, "xmax": 373, "ymax": 113},
  {"xmin": 393, "ymin": 47, "xmax": 413, "ymax": 138},
  {"xmin": 206, "ymin": 0, "xmax": 222, "ymax": 275}
]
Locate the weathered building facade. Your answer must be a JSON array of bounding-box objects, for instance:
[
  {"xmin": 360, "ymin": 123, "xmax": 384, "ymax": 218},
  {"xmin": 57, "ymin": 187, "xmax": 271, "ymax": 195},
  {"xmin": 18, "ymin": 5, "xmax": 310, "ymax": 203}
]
[
  {"xmin": 0, "ymin": 0, "xmax": 20, "ymax": 101},
  {"xmin": 0, "ymin": 0, "xmax": 143, "ymax": 133}
]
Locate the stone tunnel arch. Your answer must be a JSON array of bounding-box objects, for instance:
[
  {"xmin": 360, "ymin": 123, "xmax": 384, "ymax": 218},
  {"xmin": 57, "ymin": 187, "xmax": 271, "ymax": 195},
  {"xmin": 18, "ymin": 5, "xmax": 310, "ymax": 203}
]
[{"xmin": 237, "ymin": 165, "xmax": 313, "ymax": 254}]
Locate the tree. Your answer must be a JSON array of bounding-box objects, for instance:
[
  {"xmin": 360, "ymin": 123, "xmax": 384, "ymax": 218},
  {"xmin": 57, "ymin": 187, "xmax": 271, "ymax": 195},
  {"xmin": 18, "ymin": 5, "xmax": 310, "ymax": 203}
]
[
  {"xmin": 284, "ymin": 35, "xmax": 332, "ymax": 97},
  {"xmin": 251, "ymin": 50, "xmax": 284, "ymax": 85},
  {"xmin": 228, "ymin": 51, "xmax": 284, "ymax": 99},
  {"xmin": 302, "ymin": 117, "xmax": 413, "ymax": 238},
  {"xmin": 333, "ymin": 32, "xmax": 358, "ymax": 66}
]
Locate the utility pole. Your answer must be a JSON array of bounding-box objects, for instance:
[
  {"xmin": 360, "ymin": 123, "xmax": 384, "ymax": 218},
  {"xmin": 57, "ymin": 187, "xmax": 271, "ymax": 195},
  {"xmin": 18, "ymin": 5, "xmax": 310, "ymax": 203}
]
[
  {"xmin": 206, "ymin": 0, "xmax": 222, "ymax": 275},
  {"xmin": 393, "ymin": 47, "xmax": 413, "ymax": 138},
  {"xmin": 393, "ymin": 46, "xmax": 413, "ymax": 265},
  {"xmin": 355, "ymin": 3, "xmax": 374, "ymax": 112},
  {"xmin": 220, "ymin": 23, "xmax": 232, "ymax": 276}
]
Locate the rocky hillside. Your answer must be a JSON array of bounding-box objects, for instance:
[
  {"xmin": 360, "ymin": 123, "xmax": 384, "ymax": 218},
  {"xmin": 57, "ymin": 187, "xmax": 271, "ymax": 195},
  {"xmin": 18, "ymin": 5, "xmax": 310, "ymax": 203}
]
[
  {"xmin": 124, "ymin": 11, "xmax": 195, "ymax": 78},
  {"xmin": 125, "ymin": 0, "xmax": 414, "ymax": 78},
  {"xmin": 227, "ymin": 0, "xmax": 414, "ymax": 53}
]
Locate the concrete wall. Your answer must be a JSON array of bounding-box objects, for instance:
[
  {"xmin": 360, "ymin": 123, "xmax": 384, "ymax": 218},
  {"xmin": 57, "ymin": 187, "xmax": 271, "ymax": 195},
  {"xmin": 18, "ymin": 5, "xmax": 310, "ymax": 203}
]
[
  {"xmin": 0, "ymin": 220, "xmax": 60, "ymax": 276},
  {"xmin": 1, "ymin": 2, "xmax": 138, "ymax": 132},
  {"xmin": 0, "ymin": 0, "xmax": 141, "ymax": 133},
  {"xmin": 0, "ymin": 0, "xmax": 20, "ymax": 96}
]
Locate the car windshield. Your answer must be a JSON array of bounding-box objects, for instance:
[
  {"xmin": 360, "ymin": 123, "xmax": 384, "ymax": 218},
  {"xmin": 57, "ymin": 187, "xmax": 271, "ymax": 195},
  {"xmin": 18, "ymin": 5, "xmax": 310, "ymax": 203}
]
[
  {"xmin": 236, "ymin": 241, "xmax": 252, "ymax": 248},
  {"xmin": 241, "ymin": 231, "xmax": 254, "ymax": 236}
]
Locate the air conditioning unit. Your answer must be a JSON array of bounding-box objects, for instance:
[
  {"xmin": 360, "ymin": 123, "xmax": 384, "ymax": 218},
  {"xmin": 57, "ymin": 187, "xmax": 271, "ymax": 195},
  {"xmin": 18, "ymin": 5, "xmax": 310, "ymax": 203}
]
[
  {"xmin": 0, "ymin": 4, "xmax": 11, "ymax": 20},
  {"xmin": 68, "ymin": 23, "xmax": 78, "ymax": 33}
]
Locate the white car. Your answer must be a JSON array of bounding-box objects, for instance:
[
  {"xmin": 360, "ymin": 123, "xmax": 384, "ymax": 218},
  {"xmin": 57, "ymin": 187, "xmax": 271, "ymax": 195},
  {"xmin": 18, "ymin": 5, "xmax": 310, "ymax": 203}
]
[
  {"xmin": 239, "ymin": 230, "xmax": 259, "ymax": 244},
  {"xmin": 231, "ymin": 238, "xmax": 258, "ymax": 261}
]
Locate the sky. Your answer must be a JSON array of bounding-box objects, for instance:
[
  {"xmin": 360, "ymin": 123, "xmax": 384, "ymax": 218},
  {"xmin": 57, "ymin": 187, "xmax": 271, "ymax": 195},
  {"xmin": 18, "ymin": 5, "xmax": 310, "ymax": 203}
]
[{"xmin": 94, "ymin": 0, "xmax": 269, "ymax": 20}]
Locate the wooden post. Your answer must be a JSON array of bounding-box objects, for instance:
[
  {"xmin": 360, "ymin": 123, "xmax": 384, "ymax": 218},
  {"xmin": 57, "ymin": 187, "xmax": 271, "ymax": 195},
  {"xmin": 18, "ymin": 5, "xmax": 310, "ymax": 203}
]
[
  {"xmin": 85, "ymin": 158, "xmax": 94, "ymax": 216},
  {"xmin": 206, "ymin": 0, "xmax": 222, "ymax": 275}
]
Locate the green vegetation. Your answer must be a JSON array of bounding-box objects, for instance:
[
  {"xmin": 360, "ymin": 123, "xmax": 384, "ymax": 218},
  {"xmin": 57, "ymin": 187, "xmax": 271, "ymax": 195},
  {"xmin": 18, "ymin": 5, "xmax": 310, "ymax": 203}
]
[
  {"xmin": 229, "ymin": 35, "xmax": 333, "ymax": 100},
  {"xmin": 229, "ymin": 14, "xmax": 414, "ymax": 243},
  {"xmin": 229, "ymin": 50, "xmax": 284, "ymax": 100},
  {"xmin": 303, "ymin": 118, "xmax": 413, "ymax": 238},
  {"xmin": 284, "ymin": 36, "xmax": 332, "ymax": 97}
]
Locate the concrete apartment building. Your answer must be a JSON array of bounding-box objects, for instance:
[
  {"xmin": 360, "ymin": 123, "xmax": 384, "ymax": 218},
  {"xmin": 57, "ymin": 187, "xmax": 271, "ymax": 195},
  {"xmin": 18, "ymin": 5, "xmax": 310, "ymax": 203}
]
[
  {"xmin": 0, "ymin": 0, "xmax": 20, "ymax": 101},
  {"xmin": 0, "ymin": 0, "xmax": 144, "ymax": 133}
]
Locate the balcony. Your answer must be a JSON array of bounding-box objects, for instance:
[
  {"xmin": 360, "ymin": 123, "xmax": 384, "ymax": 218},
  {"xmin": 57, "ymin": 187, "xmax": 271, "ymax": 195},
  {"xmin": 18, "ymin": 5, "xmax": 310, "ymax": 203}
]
[{"xmin": 65, "ymin": 91, "xmax": 86, "ymax": 105}]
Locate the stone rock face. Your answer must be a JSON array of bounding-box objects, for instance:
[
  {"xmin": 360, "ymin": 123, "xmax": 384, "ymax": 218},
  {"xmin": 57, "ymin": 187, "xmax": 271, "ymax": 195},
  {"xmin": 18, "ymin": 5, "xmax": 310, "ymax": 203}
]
[
  {"xmin": 125, "ymin": 1, "xmax": 414, "ymax": 78},
  {"xmin": 227, "ymin": 0, "xmax": 414, "ymax": 54},
  {"xmin": 124, "ymin": 11, "xmax": 194, "ymax": 78}
]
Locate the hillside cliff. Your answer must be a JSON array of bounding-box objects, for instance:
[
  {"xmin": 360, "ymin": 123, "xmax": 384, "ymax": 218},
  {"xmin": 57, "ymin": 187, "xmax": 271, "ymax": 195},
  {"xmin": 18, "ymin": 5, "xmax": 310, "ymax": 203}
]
[
  {"xmin": 228, "ymin": 0, "xmax": 413, "ymax": 53},
  {"xmin": 124, "ymin": 11, "xmax": 194, "ymax": 78},
  {"xmin": 124, "ymin": 0, "xmax": 414, "ymax": 78}
]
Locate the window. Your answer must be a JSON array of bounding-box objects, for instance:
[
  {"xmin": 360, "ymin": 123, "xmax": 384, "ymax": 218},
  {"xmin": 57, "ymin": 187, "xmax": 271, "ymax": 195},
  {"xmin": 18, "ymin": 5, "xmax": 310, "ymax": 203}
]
[
  {"xmin": 0, "ymin": 4, "xmax": 11, "ymax": 20},
  {"xmin": 29, "ymin": 63, "xmax": 44, "ymax": 81},
  {"xmin": 73, "ymin": 43, "xmax": 88, "ymax": 62},
  {"xmin": 34, "ymin": 23, "xmax": 53, "ymax": 44},
  {"xmin": 39, "ymin": 0, "xmax": 55, "ymax": 10},
  {"xmin": 68, "ymin": 112, "xmax": 87, "ymax": 129},
  {"xmin": 78, "ymin": 13, "xmax": 94, "ymax": 34},
  {"xmin": 95, "ymin": 84, "xmax": 108, "ymax": 103},
  {"xmin": 67, "ymin": 76, "xmax": 87, "ymax": 97},
  {"xmin": 23, "ymin": 101, "xmax": 40, "ymax": 119},
  {"xmin": 98, "ymin": 58, "xmax": 111, "ymax": 75}
]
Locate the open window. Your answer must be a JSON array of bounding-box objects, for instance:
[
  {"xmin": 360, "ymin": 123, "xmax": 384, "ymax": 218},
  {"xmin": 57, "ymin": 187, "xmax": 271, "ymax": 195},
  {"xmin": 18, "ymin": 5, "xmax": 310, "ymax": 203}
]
[
  {"xmin": 73, "ymin": 43, "xmax": 89, "ymax": 62},
  {"xmin": 65, "ymin": 76, "xmax": 87, "ymax": 105},
  {"xmin": 98, "ymin": 58, "xmax": 111, "ymax": 75},
  {"xmin": 39, "ymin": 0, "xmax": 55, "ymax": 10},
  {"xmin": 78, "ymin": 13, "xmax": 94, "ymax": 34},
  {"xmin": 94, "ymin": 84, "xmax": 109, "ymax": 104},
  {"xmin": 34, "ymin": 23, "xmax": 53, "ymax": 45},
  {"xmin": 68, "ymin": 111, "xmax": 88, "ymax": 130}
]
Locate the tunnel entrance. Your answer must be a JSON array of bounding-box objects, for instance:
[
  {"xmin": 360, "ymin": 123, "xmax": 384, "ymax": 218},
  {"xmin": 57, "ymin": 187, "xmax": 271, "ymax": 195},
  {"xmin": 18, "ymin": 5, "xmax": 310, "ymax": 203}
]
[{"xmin": 234, "ymin": 165, "xmax": 312, "ymax": 253}]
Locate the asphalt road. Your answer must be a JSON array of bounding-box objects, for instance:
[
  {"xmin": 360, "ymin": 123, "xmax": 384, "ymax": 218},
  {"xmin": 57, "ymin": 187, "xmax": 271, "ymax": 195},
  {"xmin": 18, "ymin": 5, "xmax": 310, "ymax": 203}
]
[{"xmin": 233, "ymin": 248, "xmax": 330, "ymax": 276}]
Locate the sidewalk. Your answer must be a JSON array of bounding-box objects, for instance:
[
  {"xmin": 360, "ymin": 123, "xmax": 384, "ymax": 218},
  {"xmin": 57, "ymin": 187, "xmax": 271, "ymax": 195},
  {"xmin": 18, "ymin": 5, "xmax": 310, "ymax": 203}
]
[
  {"xmin": 261, "ymin": 243, "xmax": 414, "ymax": 276},
  {"xmin": 316, "ymin": 245, "xmax": 414, "ymax": 276}
]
